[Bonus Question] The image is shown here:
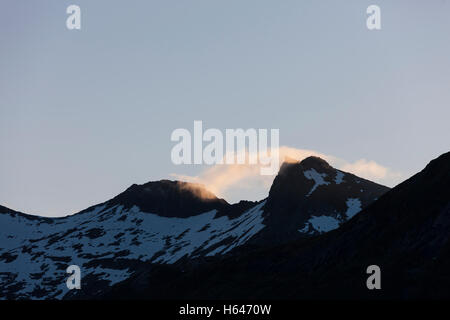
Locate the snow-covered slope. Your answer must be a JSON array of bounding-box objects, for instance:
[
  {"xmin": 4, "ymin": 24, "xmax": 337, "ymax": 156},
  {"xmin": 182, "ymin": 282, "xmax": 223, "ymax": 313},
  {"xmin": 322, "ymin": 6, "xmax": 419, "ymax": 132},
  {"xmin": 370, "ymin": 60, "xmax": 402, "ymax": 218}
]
[{"xmin": 0, "ymin": 201, "xmax": 265, "ymax": 299}]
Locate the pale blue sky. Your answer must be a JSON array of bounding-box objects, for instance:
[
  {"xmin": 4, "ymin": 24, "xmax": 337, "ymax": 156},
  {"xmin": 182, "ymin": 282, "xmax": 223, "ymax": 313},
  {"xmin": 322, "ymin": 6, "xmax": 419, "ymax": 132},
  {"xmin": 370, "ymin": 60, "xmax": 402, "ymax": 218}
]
[{"xmin": 1, "ymin": 0, "xmax": 449, "ymax": 217}]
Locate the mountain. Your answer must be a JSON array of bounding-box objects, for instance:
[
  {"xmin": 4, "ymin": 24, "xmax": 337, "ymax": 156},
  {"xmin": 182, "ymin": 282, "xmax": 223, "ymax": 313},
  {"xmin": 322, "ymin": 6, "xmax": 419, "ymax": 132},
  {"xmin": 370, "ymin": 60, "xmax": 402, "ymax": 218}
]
[
  {"xmin": 101, "ymin": 152, "xmax": 450, "ymax": 299},
  {"xmin": 0, "ymin": 157, "xmax": 388, "ymax": 299},
  {"xmin": 105, "ymin": 180, "xmax": 229, "ymax": 218},
  {"xmin": 0, "ymin": 182, "xmax": 263, "ymax": 299},
  {"xmin": 256, "ymin": 156, "xmax": 389, "ymax": 243}
]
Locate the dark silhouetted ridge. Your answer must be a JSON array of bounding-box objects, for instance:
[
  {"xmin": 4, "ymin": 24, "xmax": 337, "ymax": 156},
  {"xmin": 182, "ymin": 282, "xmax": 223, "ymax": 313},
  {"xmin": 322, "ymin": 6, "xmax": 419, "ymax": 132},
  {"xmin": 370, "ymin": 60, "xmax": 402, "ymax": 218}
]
[{"xmin": 107, "ymin": 180, "xmax": 229, "ymax": 218}]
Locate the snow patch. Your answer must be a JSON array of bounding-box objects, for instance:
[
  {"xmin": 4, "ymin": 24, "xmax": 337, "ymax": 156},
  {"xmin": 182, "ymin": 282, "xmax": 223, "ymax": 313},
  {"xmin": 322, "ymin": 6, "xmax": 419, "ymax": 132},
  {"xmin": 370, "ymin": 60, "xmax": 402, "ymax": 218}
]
[
  {"xmin": 303, "ymin": 169, "xmax": 330, "ymax": 196},
  {"xmin": 345, "ymin": 198, "xmax": 362, "ymax": 219},
  {"xmin": 334, "ymin": 171, "xmax": 345, "ymax": 184},
  {"xmin": 304, "ymin": 215, "xmax": 340, "ymax": 233}
]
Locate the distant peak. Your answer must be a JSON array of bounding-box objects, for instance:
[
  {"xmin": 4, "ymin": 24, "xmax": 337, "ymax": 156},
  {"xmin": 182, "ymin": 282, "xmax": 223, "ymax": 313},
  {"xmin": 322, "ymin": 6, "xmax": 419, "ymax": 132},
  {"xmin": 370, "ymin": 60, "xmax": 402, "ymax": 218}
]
[
  {"xmin": 277, "ymin": 156, "xmax": 332, "ymax": 176},
  {"xmin": 299, "ymin": 156, "xmax": 331, "ymax": 169},
  {"xmin": 125, "ymin": 179, "xmax": 223, "ymax": 203},
  {"xmin": 109, "ymin": 179, "xmax": 229, "ymax": 218}
]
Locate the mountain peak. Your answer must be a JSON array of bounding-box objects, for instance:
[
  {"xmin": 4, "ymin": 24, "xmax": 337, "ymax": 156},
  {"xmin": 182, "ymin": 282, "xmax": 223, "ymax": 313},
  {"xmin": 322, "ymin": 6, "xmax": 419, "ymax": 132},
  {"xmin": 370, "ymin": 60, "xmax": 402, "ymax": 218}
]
[
  {"xmin": 299, "ymin": 156, "xmax": 332, "ymax": 170},
  {"xmin": 278, "ymin": 156, "xmax": 332, "ymax": 175},
  {"xmin": 128, "ymin": 180, "xmax": 220, "ymax": 201},
  {"xmin": 108, "ymin": 179, "xmax": 229, "ymax": 218},
  {"xmin": 259, "ymin": 155, "xmax": 390, "ymax": 243}
]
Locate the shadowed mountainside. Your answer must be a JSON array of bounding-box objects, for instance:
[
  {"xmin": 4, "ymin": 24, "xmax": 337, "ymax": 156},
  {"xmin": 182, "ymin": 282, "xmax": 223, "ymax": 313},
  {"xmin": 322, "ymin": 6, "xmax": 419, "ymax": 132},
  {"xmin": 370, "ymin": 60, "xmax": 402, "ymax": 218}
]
[{"xmin": 95, "ymin": 152, "xmax": 450, "ymax": 300}]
